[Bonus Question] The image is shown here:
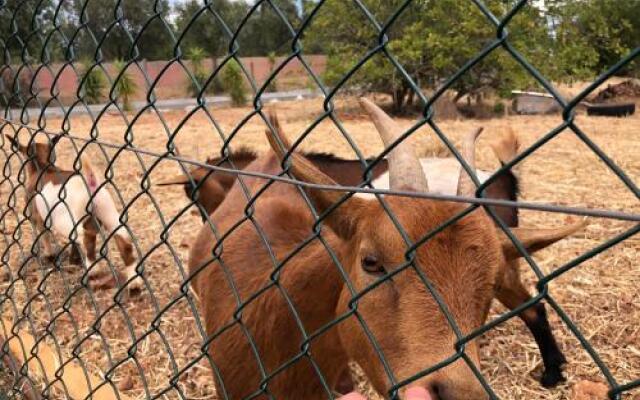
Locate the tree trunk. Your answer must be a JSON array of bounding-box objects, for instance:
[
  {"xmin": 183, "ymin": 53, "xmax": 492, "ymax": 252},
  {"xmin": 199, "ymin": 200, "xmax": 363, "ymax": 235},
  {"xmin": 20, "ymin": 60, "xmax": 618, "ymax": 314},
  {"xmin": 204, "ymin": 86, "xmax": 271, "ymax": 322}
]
[
  {"xmin": 453, "ymin": 90, "xmax": 468, "ymax": 104},
  {"xmin": 406, "ymin": 89, "xmax": 415, "ymax": 108},
  {"xmin": 392, "ymin": 87, "xmax": 406, "ymax": 113}
]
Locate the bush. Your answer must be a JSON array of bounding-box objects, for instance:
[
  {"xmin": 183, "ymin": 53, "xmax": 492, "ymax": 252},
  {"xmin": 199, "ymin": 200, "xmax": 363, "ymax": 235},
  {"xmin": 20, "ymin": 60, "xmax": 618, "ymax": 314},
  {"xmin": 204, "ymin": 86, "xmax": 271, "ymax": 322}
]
[
  {"xmin": 493, "ymin": 101, "xmax": 505, "ymax": 115},
  {"xmin": 112, "ymin": 59, "xmax": 137, "ymax": 112},
  {"xmin": 221, "ymin": 59, "xmax": 247, "ymax": 106},
  {"xmin": 210, "ymin": 74, "xmax": 225, "ymax": 94},
  {"xmin": 187, "ymin": 47, "xmax": 207, "ymax": 97},
  {"xmin": 79, "ymin": 59, "xmax": 106, "ymax": 104}
]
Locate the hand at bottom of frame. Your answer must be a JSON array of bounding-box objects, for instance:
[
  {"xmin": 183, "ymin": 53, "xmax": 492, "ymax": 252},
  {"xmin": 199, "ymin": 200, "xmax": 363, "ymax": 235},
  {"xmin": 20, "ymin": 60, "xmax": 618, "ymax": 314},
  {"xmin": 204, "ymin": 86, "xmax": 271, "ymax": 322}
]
[{"xmin": 339, "ymin": 387, "xmax": 432, "ymax": 400}]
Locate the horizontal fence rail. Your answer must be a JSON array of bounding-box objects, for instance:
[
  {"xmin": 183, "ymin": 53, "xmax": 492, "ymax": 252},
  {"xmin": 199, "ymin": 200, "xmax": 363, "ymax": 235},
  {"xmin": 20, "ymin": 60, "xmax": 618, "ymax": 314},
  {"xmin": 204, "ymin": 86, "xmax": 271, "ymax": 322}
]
[{"xmin": 0, "ymin": 1, "xmax": 638, "ymax": 400}]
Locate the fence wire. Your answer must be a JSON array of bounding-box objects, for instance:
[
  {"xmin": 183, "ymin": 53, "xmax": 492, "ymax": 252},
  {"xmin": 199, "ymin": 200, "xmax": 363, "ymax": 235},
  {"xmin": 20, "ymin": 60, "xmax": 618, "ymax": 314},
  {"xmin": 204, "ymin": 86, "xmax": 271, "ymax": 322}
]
[{"xmin": 0, "ymin": 0, "xmax": 638, "ymax": 400}]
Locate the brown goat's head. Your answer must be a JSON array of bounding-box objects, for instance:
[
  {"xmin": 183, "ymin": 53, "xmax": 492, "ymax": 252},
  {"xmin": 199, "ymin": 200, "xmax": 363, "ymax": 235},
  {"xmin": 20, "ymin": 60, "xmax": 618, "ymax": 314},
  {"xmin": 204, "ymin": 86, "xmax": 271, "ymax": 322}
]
[
  {"xmin": 266, "ymin": 100, "xmax": 583, "ymax": 399},
  {"xmin": 4, "ymin": 133, "xmax": 60, "ymax": 169},
  {"xmin": 156, "ymin": 149, "xmax": 257, "ymax": 217}
]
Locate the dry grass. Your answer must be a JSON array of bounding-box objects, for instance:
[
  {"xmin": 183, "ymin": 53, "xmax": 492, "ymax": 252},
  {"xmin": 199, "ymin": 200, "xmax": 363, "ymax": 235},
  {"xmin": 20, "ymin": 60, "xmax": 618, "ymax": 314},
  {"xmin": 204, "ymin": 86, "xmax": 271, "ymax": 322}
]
[{"xmin": 0, "ymin": 95, "xmax": 638, "ymax": 400}]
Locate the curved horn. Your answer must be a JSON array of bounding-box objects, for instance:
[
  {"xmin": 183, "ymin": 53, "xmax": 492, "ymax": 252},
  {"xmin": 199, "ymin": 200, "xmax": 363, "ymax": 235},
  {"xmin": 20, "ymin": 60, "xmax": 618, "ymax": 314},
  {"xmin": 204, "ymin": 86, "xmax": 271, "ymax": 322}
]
[
  {"xmin": 359, "ymin": 97, "xmax": 428, "ymax": 192},
  {"xmin": 456, "ymin": 127, "xmax": 484, "ymax": 197}
]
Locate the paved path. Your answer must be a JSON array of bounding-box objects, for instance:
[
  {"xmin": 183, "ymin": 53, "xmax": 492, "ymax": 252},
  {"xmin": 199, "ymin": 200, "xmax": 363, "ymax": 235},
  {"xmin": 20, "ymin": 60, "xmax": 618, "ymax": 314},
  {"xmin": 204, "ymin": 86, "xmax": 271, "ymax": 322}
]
[{"xmin": 4, "ymin": 89, "xmax": 322, "ymax": 119}]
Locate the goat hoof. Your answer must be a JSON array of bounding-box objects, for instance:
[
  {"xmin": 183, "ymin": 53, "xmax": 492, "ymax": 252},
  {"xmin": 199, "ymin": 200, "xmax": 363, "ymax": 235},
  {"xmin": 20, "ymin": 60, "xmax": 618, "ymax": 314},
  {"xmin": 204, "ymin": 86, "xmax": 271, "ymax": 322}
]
[
  {"xmin": 89, "ymin": 274, "xmax": 117, "ymax": 291},
  {"xmin": 43, "ymin": 255, "xmax": 57, "ymax": 264},
  {"xmin": 68, "ymin": 253, "xmax": 83, "ymax": 266},
  {"xmin": 540, "ymin": 367, "xmax": 565, "ymax": 388},
  {"xmin": 87, "ymin": 267, "xmax": 106, "ymax": 281},
  {"xmin": 126, "ymin": 277, "xmax": 144, "ymax": 295}
]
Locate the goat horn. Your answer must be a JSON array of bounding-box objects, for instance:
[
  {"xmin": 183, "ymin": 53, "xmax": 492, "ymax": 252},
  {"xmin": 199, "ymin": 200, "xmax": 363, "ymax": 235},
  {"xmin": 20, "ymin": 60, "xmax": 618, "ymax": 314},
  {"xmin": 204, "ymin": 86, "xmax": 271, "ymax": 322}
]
[
  {"xmin": 456, "ymin": 127, "xmax": 484, "ymax": 197},
  {"xmin": 155, "ymin": 175, "xmax": 191, "ymax": 186},
  {"xmin": 359, "ymin": 97, "xmax": 428, "ymax": 192}
]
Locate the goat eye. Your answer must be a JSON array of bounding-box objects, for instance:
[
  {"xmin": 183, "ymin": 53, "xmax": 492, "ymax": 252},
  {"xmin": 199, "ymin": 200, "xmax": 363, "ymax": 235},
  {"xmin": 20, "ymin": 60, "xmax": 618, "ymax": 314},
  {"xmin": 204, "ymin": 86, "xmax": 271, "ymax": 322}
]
[{"xmin": 361, "ymin": 255, "xmax": 384, "ymax": 274}]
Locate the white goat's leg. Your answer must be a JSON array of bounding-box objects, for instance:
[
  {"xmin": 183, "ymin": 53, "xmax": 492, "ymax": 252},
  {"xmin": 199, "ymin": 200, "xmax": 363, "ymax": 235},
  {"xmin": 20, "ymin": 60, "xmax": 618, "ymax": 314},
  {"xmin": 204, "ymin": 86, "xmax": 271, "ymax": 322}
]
[
  {"xmin": 38, "ymin": 229, "xmax": 57, "ymax": 262},
  {"xmin": 93, "ymin": 187, "xmax": 142, "ymax": 291},
  {"xmin": 47, "ymin": 208, "xmax": 92, "ymax": 275},
  {"xmin": 29, "ymin": 198, "xmax": 57, "ymax": 262},
  {"xmin": 113, "ymin": 232, "xmax": 142, "ymax": 291}
]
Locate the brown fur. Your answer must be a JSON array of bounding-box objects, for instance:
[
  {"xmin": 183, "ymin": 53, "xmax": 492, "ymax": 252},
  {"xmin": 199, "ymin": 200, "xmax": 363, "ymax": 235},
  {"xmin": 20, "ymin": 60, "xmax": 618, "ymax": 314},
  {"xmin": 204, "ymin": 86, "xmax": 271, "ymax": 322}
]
[
  {"xmin": 188, "ymin": 116, "xmax": 582, "ymax": 399},
  {"xmin": 178, "ymin": 148, "xmax": 517, "ymax": 224}
]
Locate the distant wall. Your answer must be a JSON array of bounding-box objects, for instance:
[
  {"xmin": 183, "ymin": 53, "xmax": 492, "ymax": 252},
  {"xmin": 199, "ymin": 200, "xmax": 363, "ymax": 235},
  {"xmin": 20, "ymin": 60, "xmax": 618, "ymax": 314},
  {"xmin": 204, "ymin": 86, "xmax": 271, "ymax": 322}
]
[{"xmin": 20, "ymin": 55, "xmax": 326, "ymax": 104}]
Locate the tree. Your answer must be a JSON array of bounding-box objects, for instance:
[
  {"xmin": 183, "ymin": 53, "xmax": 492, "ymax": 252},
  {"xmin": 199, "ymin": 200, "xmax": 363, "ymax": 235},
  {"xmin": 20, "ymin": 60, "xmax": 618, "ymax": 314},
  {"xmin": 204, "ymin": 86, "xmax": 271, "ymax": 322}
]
[
  {"xmin": 221, "ymin": 59, "xmax": 247, "ymax": 106},
  {"xmin": 309, "ymin": 0, "xmax": 597, "ymax": 111},
  {"xmin": 236, "ymin": 0, "xmax": 300, "ymax": 56},
  {"xmin": 187, "ymin": 46, "xmax": 207, "ymax": 96},
  {"xmin": 69, "ymin": 0, "xmax": 173, "ymax": 61},
  {"xmin": 79, "ymin": 59, "xmax": 106, "ymax": 104},
  {"xmin": 112, "ymin": 59, "xmax": 137, "ymax": 111},
  {"xmin": 547, "ymin": 0, "xmax": 640, "ymax": 76},
  {"xmin": 0, "ymin": 0, "xmax": 61, "ymax": 61},
  {"xmin": 173, "ymin": 0, "xmax": 248, "ymax": 58}
]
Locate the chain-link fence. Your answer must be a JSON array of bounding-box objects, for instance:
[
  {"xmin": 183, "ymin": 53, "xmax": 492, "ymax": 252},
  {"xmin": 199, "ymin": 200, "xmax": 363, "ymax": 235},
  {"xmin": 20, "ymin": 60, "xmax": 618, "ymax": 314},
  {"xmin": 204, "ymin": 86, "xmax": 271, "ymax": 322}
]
[{"xmin": 0, "ymin": 0, "xmax": 639, "ymax": 399}]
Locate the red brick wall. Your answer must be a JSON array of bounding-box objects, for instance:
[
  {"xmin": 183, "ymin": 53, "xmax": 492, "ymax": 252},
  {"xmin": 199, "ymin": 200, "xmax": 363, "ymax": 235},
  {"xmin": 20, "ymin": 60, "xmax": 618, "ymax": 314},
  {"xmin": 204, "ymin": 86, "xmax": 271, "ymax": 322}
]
[{"xmin": 27, "ymin": 55, "xmax": 326, "ymax": 104}]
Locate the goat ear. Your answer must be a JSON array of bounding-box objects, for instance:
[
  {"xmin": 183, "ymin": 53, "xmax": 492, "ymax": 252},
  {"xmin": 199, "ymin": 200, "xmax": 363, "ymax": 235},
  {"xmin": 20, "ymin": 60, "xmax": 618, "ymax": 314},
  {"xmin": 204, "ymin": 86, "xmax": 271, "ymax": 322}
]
[
  {"xmin": 500, "ymin": 220, "xmax": 587, "ymax": 260},
  {"xmin": 265, "ymin": 112, "xmax": 369, "ymax": 239},
  {"xmin": 80, "ymin": 153, "xmax": 100, "ymax": 191}
]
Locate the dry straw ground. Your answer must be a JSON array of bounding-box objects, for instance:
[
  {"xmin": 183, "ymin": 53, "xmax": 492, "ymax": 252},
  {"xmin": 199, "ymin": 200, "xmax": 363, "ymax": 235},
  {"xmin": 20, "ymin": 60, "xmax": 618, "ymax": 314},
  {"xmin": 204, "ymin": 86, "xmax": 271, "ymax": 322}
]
[{"xmin": 0, "ymin": 93, "xmax": 638, "ymax": 400}]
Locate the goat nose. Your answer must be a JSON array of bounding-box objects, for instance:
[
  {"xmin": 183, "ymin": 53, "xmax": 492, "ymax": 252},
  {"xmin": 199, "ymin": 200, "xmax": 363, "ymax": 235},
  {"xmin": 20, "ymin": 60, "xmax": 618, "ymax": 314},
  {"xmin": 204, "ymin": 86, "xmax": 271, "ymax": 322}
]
[
  {"xmin": 426, "ymin": 380, "xmax": 444, "ymax": 400},
  {"xmin": 425, "ymin": 380, "xmax": 488, "ymax": 400},
  {"xmin": 404, "ymin": 386, "xmax": 432, "ymax": 400}
]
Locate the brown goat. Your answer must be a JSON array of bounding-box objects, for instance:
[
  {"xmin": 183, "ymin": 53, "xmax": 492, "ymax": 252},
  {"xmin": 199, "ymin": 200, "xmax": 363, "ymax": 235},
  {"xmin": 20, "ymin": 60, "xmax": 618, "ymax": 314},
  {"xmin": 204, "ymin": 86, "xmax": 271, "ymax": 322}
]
[
  {"xmin": 188, "ymin": 99, "xmax": 584, "ymax": 399},
  {"xmin": 157, "ymin": 139, "xmax": 520, "ymax": 227},
  {"xmin": 5, "ymin": 134, "xmax": 140, "ymax": 290}
]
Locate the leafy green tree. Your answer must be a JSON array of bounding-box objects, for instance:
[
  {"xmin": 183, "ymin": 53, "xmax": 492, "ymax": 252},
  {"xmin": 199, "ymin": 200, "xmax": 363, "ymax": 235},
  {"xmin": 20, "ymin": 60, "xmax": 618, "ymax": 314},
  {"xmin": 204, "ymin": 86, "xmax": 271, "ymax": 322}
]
[
  {"xmin": 547, "ymin": 0, "xmax": 640, "ymax": 76},
  {"xmin": 236, "ymin": 0, "xmax": 300, "ymax": 56},
  {"xmin": 174, "ymin": 0, "xmax": 248, "ymax": 58},
  {"xmin": 221, "ymin": 59, "xmax": 247, "ymax": 106},
  {"xmin": 112, "ymin": 59, "xmax": 137, "ymax": 111},
  {"xmin": 174, "ymin": 0, "xmax": 301, "ymax": 58},
  {"xmin": 0, "ymin": 0, "xmax": 61, "ymax": 61},
  {"xmin": 79, "ymin": 59, "xmax": 106, "ymax": 104},
  {"xmin": 187, "ymin": 46, "xmax": 208, "ymax": 96},
  {"xmin": 309, "ymin": 0, "xmax": 600, "ymax": 111},
  {"xmin": 69, "ymin": 0, "xmax": 173, "ymax": 61}
]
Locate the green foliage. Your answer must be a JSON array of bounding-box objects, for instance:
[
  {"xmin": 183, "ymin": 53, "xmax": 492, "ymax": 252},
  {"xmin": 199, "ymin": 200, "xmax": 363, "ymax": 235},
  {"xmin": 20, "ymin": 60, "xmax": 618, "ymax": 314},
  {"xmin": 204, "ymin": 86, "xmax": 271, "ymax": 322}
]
[
  {"xmin": 68, "ymin": 0, "xmax": 173, "ymax": 61},
  {"xmin": 79, "ymin": 60, "xmax": 106, "ymax": 104},
  {"xmin": 234, "ymin": 1, "xmax": 300, "ymax": 57},
  {"xmin": 547, "ymin": 0, "xmax": 640, "ymax": 77},
  {"xmin": 311, "ymin": 0, "xmax": 562, "ymax": 111},
  {"xmin": 174, "ymin": 0, "xmax": 300, "ymax": 58},
  {"xmin": 221, "ymin": 60, "xmax": 247, "ymax": 106},
  {"xmin": 174, "ymin": 0, "xmax": 246, "ymax": 58},
  {"xmin": 0, "ymin": 0, "xmax": 59, "ymax": 60},
  {"xmin": 112, "ymin": 59, "xmax": 138, "ymax": 112},
  {"xmin": 493, "ymin": 101, "xmax": 505, "ymax": 115},
  {"xmin": 310, "ymin": 0, "xmax": 640, "ymax": 111},
  {"xmin": 187, "ymin": 47, "xmax": 208, "ymax": 96}
]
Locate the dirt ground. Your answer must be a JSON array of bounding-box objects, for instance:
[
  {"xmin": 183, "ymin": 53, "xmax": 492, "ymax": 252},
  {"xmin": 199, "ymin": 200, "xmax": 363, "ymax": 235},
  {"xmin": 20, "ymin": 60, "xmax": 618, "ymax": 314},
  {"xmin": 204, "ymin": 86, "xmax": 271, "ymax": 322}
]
[{"xmin": 0, "ymin": 94, "xmax": 638, "ymax": 400}]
